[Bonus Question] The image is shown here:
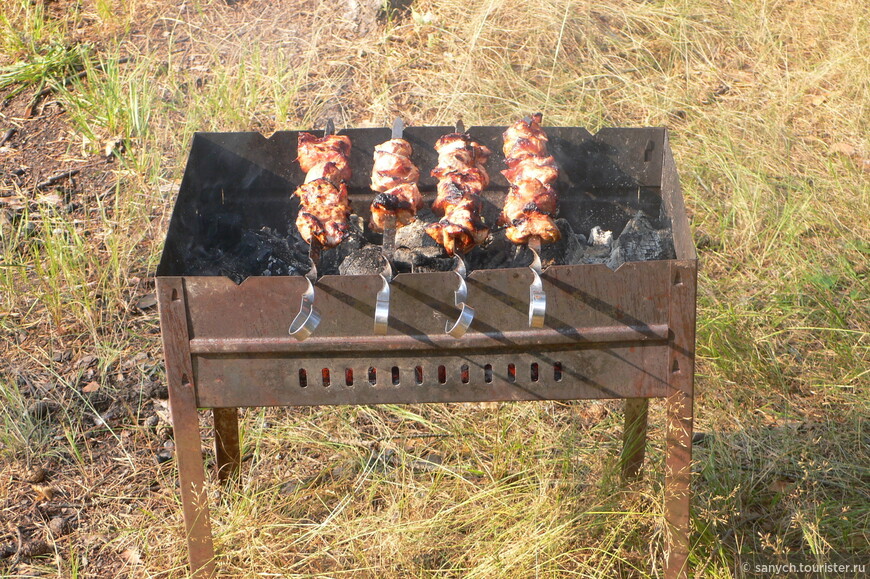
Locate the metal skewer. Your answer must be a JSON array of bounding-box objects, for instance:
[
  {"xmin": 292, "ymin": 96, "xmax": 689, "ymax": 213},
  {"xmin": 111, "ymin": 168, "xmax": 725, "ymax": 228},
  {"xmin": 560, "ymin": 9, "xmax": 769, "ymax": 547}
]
[
  {"xmin": 290, "ymin": 119, "xmax": 337, "ymax": 340},
  {"xmin": 289, "ymin": 239, "xmax": 322, "ymax": 340},
  {"xmin": 442, "ymin": 118, "xmax": 475, "ymax": 338},
  {"xmin": 373, "ymin": 117, "xmax": 405, "ymax": 335},
  {"xmin": 527, "ymin": 236, "xmax": 546, "ymax": 328},
  {"xmin": 446, "ymin": 253, "xmax": 474, "ymax": 338},
  {"xmin": 518, "ymin": 116, "xmax": 546, "ymax": 327}
]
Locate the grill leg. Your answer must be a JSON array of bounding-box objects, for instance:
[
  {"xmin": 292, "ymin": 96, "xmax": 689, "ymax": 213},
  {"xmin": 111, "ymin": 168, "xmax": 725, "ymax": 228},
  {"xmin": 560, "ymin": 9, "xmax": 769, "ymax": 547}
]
[
  {"xmin": 214, "ymin": 408, "xmax": 241, "ymax": 486},
  {"xmin": 620, "ymin": 398, "xmax": 649, "ymax": 479},
  {"xmin": 159, "ymin": 279, "xmax": 216, "ymax": 577},
  {"xmin": 169, "ymin": 377, "xmax": 216, "ymax": 578},
  {"xmin": 664, "ymin": 261, "xmax": 696, "ymax": 579},
  {"xmin": 664, "ymin": 390, "xmax": 692, "ymax": 579}
]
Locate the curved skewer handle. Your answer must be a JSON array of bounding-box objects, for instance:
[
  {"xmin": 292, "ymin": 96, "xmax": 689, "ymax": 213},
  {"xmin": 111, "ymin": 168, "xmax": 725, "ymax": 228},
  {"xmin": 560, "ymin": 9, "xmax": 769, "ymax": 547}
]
[
  {"xmin": 446, "ymin": 255, "xmax": 474, "ymax": 338},
  {"xmin": 528, "ymin": 245, "xmax": 546, "ymax": 328},
  {"xmin": 288, "ymin": 258, "xmax": 321, "ymax": 341},
  {"xmin": 373, "ymin": 259, "xmax": 393, "ymax": 335}
]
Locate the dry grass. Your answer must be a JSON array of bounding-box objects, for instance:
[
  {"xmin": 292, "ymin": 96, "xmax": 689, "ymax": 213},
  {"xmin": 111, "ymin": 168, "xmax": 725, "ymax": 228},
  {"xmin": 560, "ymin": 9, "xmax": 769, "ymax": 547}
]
[{"xmin": 0, "ymin": 0, "xmax": 868, "ymax": 577}]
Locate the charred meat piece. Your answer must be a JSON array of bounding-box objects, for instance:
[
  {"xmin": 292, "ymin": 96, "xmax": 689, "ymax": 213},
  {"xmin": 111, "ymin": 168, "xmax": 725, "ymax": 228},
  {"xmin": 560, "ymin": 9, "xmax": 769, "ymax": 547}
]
[
  {"xmin": 293, "ymin": 133, "xmax": 352, "ymax": 248},
  {"xmin": 371, "ymin": 184, "xmax": 423, "ymax": 232},
  {"xmin": 425, "ymin": 133, "xmax": 491, "ymax": 255},
  {"xmin": 369, "ymin": 138, "xmax": 423, "ymax": 233},
  {"xmin": 499, "ymin": 114, "xmax": 561, "ymax": 245}
]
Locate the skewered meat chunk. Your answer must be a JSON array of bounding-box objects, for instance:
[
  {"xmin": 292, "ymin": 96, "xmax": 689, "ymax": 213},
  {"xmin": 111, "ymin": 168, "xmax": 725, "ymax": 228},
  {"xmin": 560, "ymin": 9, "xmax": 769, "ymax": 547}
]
[
  {"xmin": 426, "ymin": 196, "xmax": 489, "ymax": 256},
  {"xmin": 369, "ymin": 137, "xmax": 423, "ymax": 233},
  {"xmin": 425, "ymin": 133, "xmax": 491, "ymax": 255},
  {"xmin": 295, "ymin": 177, "xmax": 351, "ymax": 248},
  {"xmin": 297, "ymin": 133, "xmax": 352, "ymax": 183},
  {"xmin": 499, "ymin": 114, "xmax": 561, "ymax": 245},
  {"xmin": 370, "ymin": 183, "xmax": 423, "ymax": 231},
  {"xmin": 293, "ymin": 133, "xmax": 352, "ymax": 248},
  {"xmin": 371, "ymin": 139, "xmax": 420, "ymax": 192},
  {"xmin": 502, "ymin": 112, "xmax": 549, "ymax": 162},
  {"xmin": 501, "ymin": 155, "xmax": 559, "ymax": 186}
]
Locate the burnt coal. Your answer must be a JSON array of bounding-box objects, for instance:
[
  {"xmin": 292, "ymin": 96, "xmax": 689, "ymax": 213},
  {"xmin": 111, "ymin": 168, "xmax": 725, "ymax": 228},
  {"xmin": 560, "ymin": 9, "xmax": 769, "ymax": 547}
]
[
  {"xmin": 323, "ymin": 209, "xmax": 674, "ymax": 276},
  {"xmin": 186, "ymin": 210, "xmax": 673, "ymax": 281},
  {"xmin": 606, "ymin": 211, "xmax": 675, "ymax": 269},
  {"xmin": 318, "ymin": 215, "xmax": 367, "ymax": 275},
  {"xmin": 391, "ymin": 211, "xmax": 453, "ymax": 273},
  {"xmin": 185, "ymin": 226, "xmax": 309, "ymax": 283},
  {"xmin": 339, "ymin": 245, "xmax": 384, "ymax": 276}
]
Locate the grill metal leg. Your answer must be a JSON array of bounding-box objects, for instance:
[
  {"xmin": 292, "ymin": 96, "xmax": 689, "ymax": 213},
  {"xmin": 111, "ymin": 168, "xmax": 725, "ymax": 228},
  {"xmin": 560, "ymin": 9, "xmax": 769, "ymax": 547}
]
[
  {"xmin": 169, "ymin": 380, "xmax": 217, "ymax": 578},
  {"xmin": 665, "ymin": 390, "xmax": 692, "ymax": 579},
  {"xmin": 159, "ymin": 279, "xmax": 216, "ymax": 577},
  {"xmin": 214, "ymin": 408, "xmax": 241, "ymax": 486},
  {"xmin": 621, "ymin": 398, "xmax": 649, "ymax": 479},
  {"xmin": 664, "ymin": 261, "xmax": 696, "ymax": 579}
]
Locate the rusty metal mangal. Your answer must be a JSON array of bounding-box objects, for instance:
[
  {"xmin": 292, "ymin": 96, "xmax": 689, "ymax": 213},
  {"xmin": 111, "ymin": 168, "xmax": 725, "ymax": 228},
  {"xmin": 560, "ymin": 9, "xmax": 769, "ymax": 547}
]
[{"xmin": 156, "ymin": 126, "xmax": 696, "ymax": 578}]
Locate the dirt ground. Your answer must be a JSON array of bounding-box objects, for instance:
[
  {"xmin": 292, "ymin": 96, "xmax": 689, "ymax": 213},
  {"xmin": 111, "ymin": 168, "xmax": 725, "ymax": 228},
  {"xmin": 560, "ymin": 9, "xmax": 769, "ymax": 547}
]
[
  {"xmin": 2, "ymin": 0, "xmax": 867, "ymax": 576},
  {"xmin": 0, "ymin": 1, "xmax": 357, "ymax": 573}
]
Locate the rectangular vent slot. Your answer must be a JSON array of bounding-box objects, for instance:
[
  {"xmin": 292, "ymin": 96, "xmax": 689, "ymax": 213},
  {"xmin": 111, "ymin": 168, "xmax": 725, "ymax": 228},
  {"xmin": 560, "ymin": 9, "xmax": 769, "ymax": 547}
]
[{"xmin": 290, "ymin": 361, "xmax": 570, "ymax": 388}]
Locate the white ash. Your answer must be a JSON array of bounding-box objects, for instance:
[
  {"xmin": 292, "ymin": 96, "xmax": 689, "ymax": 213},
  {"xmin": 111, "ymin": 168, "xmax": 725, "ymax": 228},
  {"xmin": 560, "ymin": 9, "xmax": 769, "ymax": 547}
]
[
  {"xmin": 335, "ymin": 210, "xmax": 673, "ymax": 274},
  {"xmin": 589, "ymin": 226, "xmax": 613, "ymax": 248}
]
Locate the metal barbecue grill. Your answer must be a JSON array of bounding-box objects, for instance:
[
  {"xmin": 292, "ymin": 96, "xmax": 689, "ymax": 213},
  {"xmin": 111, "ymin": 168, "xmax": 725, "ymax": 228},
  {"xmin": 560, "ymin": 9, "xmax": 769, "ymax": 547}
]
[{"xmin": 156, "ymin": 125, "xmax": 697, "ymax": 578}]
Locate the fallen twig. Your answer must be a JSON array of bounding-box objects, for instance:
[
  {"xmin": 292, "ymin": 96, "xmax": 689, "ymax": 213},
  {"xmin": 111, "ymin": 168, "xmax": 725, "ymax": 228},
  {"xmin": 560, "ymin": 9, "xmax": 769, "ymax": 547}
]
[{"xmin": 36, "ymin": 169, "xmax": 80, "ymax": 190}]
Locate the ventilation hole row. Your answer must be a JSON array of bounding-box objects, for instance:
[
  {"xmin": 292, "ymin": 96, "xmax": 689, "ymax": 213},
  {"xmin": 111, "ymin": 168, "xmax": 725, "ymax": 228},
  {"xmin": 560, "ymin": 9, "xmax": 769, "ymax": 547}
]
[{"xmin": 298, "ymin": 363, "xmax": 564, "ymax": 388}]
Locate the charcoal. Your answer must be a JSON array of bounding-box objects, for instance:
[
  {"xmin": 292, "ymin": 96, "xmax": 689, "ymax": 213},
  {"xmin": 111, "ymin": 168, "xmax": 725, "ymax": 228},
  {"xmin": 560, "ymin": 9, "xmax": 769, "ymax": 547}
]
[
  {"xmin": 178, "ymin": 207, "xmax": 674, "ymax": 280},
  {"xmin": 392, "ymin": 216, "xmax": 450, "ymax": 272},
  {"xmin": 339, "ymin": 245, "xmax": 384, "ymax": 276},
  {"xmin": 540, "ymin": 218, "xmax": 579, "ymax": 267},
  {"xmin": 464, "ymin": 232, "xmax": 507, "ymax": 270},
  {"xmin": 606, "ymin": 211, "xmax": 675, "ymax": 270},
  {"xmin": 319, "ymin": 215, "xmax": 366, "ymax": 276},
  {"xmin": 183, "ymin": 227, "xmax": 308, "ymax": 283},
  {"xmin": 562, "ymin": 225, "xmax": 590, "ymax": 265},
  {"xmin": 578, "ymin": 244, "xmax": 612, "ymax": 264},
  {"xmin": 394, "ymin": 215, "xmax": 441, "ymax": 254}
]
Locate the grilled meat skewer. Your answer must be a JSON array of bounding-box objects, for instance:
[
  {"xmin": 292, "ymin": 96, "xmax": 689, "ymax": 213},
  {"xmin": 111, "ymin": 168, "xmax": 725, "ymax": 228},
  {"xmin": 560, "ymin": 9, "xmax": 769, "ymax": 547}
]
[
  {"xmin": 499, "ymin": 113, "xmax": 560, "ymax": 245},
  {"xmin": 293, "ymin": 132, "xmax": 353, "ymax": 249},
  {"xmin": 426, "ymin": 132, "xmax": 491, "ymax": 256},
  {"xmin": 370, "ymin": 122, "xmax": 423, "ymax": 233}
]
